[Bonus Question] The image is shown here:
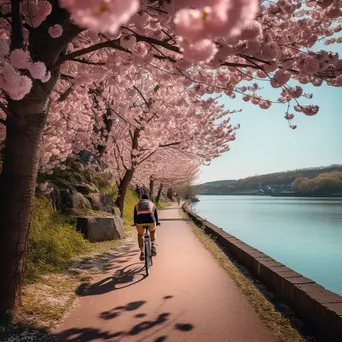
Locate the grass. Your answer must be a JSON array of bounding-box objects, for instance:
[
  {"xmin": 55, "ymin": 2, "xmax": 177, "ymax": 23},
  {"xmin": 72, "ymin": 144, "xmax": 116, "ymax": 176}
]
[
  {"xmin": 157, "ymin": 201, "xmax": 174, "ymax": 209},
  {"xmin": 26, "ymin": 196, "xmax": 91, "ymax": 282},
  {"xmin": 122, "ymin": 188, "xmax": 139, "ymax": 227},
  {"xmin": 181, "ymin": 210, "xmax": 307, "ymax": 342},
  {"xmin": 14, "ymin": 189, "xmax": 141, "ymax": 330}
]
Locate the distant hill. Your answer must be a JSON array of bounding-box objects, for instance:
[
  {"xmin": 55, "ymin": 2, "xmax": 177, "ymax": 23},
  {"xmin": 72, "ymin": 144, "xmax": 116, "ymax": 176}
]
[{"xmin": 194, "ymin": 165, "xmax": 342, "ymax": 196}]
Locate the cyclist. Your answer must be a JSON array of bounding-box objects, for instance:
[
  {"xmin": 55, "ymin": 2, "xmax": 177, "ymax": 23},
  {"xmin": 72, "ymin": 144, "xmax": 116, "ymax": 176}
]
[
  {"xmin": 134, "ymin": 194, "xmax": 160, "ymax": 261},
  {"xmin": 176, "ymin": 194, "xmax": 181, "ymax": 206}
]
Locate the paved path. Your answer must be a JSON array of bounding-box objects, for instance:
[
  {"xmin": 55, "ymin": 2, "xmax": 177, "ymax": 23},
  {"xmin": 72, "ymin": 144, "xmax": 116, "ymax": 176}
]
[{"xmin": 53, "ymin": 206, "xmax": 276, "ymax": 342}]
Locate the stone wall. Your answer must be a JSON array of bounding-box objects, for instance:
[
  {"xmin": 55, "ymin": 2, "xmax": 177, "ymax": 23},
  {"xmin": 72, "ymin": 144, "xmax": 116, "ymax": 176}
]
[{"xmin": 183, "ymin": 202, "xmax": 342, "ymax": 342}]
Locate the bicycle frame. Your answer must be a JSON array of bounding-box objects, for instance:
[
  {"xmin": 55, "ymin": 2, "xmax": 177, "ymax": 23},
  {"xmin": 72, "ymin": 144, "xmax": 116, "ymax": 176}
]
[{"xmin": 143, "ymin": 225, "xmax": 153, "ymax": 276}]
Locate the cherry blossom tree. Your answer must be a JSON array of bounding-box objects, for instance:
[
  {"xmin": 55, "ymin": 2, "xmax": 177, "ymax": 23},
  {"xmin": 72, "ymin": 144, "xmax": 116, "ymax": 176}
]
[
  {"xmin": 86, "ymin": 71, "xmax": 236, "ymax": 213},
  {"xmin": 132, "ymin": 149, "xmax": 200, "ymax": 203},
  {"xmin": 0, "ymin": 0, "xmax": 341, "ymax": 315}
]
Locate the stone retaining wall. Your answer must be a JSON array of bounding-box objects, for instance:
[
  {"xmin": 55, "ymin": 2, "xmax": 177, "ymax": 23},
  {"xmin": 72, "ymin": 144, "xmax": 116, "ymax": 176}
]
[{"xmin": 183, "ymin": 202, "xmax": 342, "ymax": 342}]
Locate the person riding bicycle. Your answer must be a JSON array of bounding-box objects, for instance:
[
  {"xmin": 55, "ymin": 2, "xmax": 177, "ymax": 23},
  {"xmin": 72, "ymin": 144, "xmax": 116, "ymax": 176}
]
[{"xmin": 134, "ymin": 194, "xmax": 160, "ymax": 261}]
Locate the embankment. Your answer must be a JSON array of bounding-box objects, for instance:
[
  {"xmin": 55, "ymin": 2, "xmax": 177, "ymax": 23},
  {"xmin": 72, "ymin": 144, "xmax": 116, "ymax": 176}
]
[{"xmin": 183, "ymin": 202, "xmax": 342, "ymax": 342}]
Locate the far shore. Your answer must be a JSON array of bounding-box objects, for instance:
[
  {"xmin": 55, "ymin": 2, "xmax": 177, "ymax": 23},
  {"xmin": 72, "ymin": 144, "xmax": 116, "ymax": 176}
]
[{"xmin": 196, "ymin": 193, "xmax": 342, "ymax": 198}]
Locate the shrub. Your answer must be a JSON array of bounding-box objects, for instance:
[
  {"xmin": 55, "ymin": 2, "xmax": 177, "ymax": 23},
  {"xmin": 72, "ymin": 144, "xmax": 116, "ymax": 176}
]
[
  {"xmin": 25, "ymin": 196, "xmax": 90, "ymax": 282},
  {"xmin": 123, "ymin": 189, "xmax": 139, "ymax": 226}
]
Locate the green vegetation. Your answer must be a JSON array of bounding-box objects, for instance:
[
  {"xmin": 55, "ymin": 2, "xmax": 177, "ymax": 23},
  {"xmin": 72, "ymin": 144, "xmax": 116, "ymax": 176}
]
[
  {"xmin": 26, "ymin": 196, "xmax": 90, "ymax": 282},
  {"xmin": 195, "ymin": 164, "xmax": 342, "ymax": 195},
  {"xmin": 122, "ymin": 189, "xmax": 139, "ymax": 226},
  {"xmin": 157, "ymin": 201, "xmax": 174, "ymax": 209},
  {"xmin": 291, "ymin": 171, "xmax": 342, "ymax": 195},
  {"xmin": 26, "ymin": 187, "xmax": 141, "ymax": 282}
]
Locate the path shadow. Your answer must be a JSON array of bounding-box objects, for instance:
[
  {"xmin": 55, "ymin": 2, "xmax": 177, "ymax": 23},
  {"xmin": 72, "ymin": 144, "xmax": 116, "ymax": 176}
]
[
  {"xmin": 54, "ymin": 296, "xmax": 194, "ymax": 341},
  {"xmin": 76, "ymin": 263, "xmax": 146, "ymax": 296},
  {"xmin": 100, "ymin": 301, "xmax": 147, "ymax": 320}
]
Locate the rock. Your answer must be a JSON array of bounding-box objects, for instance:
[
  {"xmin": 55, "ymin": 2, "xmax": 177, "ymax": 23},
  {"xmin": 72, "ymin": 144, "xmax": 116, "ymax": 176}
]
[
  {"xmin": 55, "ymin": 189, "xmax": 91, "ymax": 212},
  {"xmin": 71, "ymin": 191, "xmax": 92, "ymax": 210},
  {"xmin": 75, "ymin": 184, "xmax": 91, "ymax": 195},
  {"xmin": 76, "ymin": 216, "xmax": 125, "ymax": 242},
  {"xmin": 75, "ymin": 183, "xmax": 98, "ymax": 195},
  {"xmin": 71, "ymin": 161, "xmax": 84, "ymax": 173},
  {"xmin": 87, "ymin": 192, "xmax": 114, "ymax": 212},
  {"xmin": 111, "ymin": 206, "xmax": 121, "ymax": 218}
]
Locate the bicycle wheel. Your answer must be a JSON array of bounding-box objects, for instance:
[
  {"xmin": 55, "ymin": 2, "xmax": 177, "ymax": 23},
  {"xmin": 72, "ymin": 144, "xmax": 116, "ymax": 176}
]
[{"xmin": 144, "ymin": 239, "xmax": 150, "ymax": 276}]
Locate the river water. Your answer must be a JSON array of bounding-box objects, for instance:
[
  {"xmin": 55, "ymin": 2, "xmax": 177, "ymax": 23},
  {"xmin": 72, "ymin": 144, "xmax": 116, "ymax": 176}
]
[{"xmin": 192, "ymin": 195, "xmax": 342, "ymax": 296}]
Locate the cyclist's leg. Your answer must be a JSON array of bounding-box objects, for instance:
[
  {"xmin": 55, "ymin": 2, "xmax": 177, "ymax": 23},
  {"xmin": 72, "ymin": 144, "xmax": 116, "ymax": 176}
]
[
  {"xmin": 136, "ymin": 224, "xmax": 144, "ymax": 249},
  {"xmin": 148, "ymin": 223, "xmax": 157, "ymax": 242},
  {"xmin": 148, "ymin": 223, "xmax": 157, "ymax": 256}
]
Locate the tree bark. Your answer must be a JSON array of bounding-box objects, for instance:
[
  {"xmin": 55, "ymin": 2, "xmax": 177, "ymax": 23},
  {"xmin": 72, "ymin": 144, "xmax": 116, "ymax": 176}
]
[
  {"xmin": 149, "ymin": 176, "xmax": 155, "ymax": 203},
  {"xmin": 115, "ymin": 168, "xmax": 136, "ymax": 216},
  {"xmin": 0, "ymin": 3, "xmax": 82, "ymax": 316},
  {"xmin": 156, "ymin": 183, "xmax": 163, "ymax": 204},
  {"xmin": 0, "ymin": 105, "xmax": 47, "ymax": 314}
]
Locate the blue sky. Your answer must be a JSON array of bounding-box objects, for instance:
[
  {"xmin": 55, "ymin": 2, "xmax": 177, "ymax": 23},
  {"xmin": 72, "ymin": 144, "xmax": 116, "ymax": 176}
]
[{"xmin": 197, "ymin": 45, "xmax": 342, "ymax": 184}]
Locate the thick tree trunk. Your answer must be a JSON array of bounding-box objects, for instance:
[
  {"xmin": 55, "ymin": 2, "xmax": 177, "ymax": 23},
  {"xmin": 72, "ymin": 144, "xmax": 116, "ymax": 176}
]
[
  {"xmin": 156, "ymin": 183, "xmax": 163, "ymax": 204},
  {"xmin": 115, "ymin": 168, "xmax": 135, "ymax": 216},
  {"xmin": 0, "ymin": 105, "xmax": 47, "ymax": 314},
  {"xmin": 0, "ymin": 4, "xmax": 82, "ymax": 316},
  {"xmin": 149, "ymin": 176, "xmax": 155, "ymax": 203}
]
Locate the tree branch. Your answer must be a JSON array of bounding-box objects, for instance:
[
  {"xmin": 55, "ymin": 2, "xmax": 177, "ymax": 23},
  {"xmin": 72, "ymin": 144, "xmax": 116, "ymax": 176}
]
[
  {"xmin": 10, "ymin": 0, "xmax": 24, "ymax": 50},
  {"xmin": 58, "ymin": 86, "xmax": 74, "ymax": 102},
  {"xmin": 133, "ymin": 86, "xmax": 150, "ymax": 107},
  {"xmin": 0, "ymin": 102, "xmax": 10, "ymax": 117},
  {"xmin": 67, "ymin": 58, "xmax": 106, "ymax": 66},
  {"xmin": 124, "ymin": 27, "xmax": 181, "ymax": 54},
  {"xmin": 159, "ymin": 141, "xmax": 181, "ymax": 148},
  {"xmin": 59, "ymin": 39, "xmax": 130, "ymax": 64}
]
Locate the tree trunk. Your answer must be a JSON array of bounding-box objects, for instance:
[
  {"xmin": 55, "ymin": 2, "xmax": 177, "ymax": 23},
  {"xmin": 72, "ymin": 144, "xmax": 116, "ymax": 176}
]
[
  {"xmin": 167, "ymin": 188, "xmax": 173, "ymax": 200},
  {"xmin": 0, "ymin": 106, "xmax": 47, "ymax": 315},
  {"xmin": 0, "ymin": 3, "xmax": 82, "ymax": 316},
  {"xmin": 115, "ymin": 168, "xmax": 136, "ymax": 216},
  {"xmin": 156, "ymin": 183, "xmax": 163, "ymax": 204},
  {"xmin": 149, "ymin": 176, "xmax": 155, "ymax": 203}
]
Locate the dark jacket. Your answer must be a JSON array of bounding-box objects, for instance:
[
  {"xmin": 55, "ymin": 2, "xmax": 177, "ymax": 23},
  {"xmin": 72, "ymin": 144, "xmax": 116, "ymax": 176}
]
[{"xmin": 134, "ymin": 199, "xmax": 159, "ymax": 225}]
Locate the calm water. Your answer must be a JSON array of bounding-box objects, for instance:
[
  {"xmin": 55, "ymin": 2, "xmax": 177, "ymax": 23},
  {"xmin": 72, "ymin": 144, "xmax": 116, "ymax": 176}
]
[{"xmin": 193, "ymin": 195, "xmax": 342, "ymax": 295}]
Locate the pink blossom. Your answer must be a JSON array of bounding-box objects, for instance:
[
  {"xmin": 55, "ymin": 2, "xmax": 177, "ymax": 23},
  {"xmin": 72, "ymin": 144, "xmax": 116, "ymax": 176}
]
[
  {"xmin": 29, "ymin": 62, "xmax": 47, "ymax": 80},
  {"xmin": 285, "ymin": 113, "xmax": 295, "ymax": 120},
  {"xmin": 302, "ymin": 105, "xmax": 319, "ymax": 116},
  {"xmin": 240, "ymin": 21, "xmax": 262, "ymax": 40},
  {"xmin": 270, "ymin": 70, "xmax": 291, "ymax": 88},
  {"xmin": 180, "ymin": 39, "xmax": 218, "ymax": 64},
  {"xmin": 288, "ymin": 86, "xmax": 303, "ymax": 98},
  {"xmin": 9, "ymin": 49, "xmax": 31, "ymax": 69},
  {"xmin": 1, "ymin": 63, "xmax": 33, "ymax": 100},
  {"xmin": 48, "ymin": 25, "xmax": 63, "ymax": 38},
  {"xmin": 0, "ymin": 38, "xmax": 9, "ymax": 60},
  {"xmin": 303, "ymin": 55, "xmax": 319, "ymax": 74},
  {"xmin": 261, "ymin": 41, "xmax": 279, "ymax": 61},
  {"xmin": 59, "ymin": 0, "xmax": 140, "ymax": 34},
  {"xmin": 21, "ymin": 0, "xmax": 52, "ymax": 27},
  {"xmin": 174, "ymin": 0, "xmax": 259, "ymax": 41},
  {"xmin": 39, "ymin": 182, "xmax": 49, "ymax": 192}
]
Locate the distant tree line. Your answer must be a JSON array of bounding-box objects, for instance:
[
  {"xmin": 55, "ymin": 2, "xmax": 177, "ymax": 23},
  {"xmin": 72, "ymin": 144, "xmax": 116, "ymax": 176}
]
[
  {"xmin": 195, "ymin": 165, "xmax": 342, "ymax": 194},
  {"xmin": 291, "ymin": 172, "xmax": 342, "ymax": 195}
]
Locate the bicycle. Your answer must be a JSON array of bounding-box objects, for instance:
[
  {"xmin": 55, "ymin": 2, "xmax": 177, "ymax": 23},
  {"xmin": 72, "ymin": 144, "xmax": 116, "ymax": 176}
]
[
  {"xmin": 132, "ymin": 223, "xmax": 160, "ymax": 276},
  {"xmin": 142, "ymin": 225, "xmax": 153, "ymax": 277}
]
